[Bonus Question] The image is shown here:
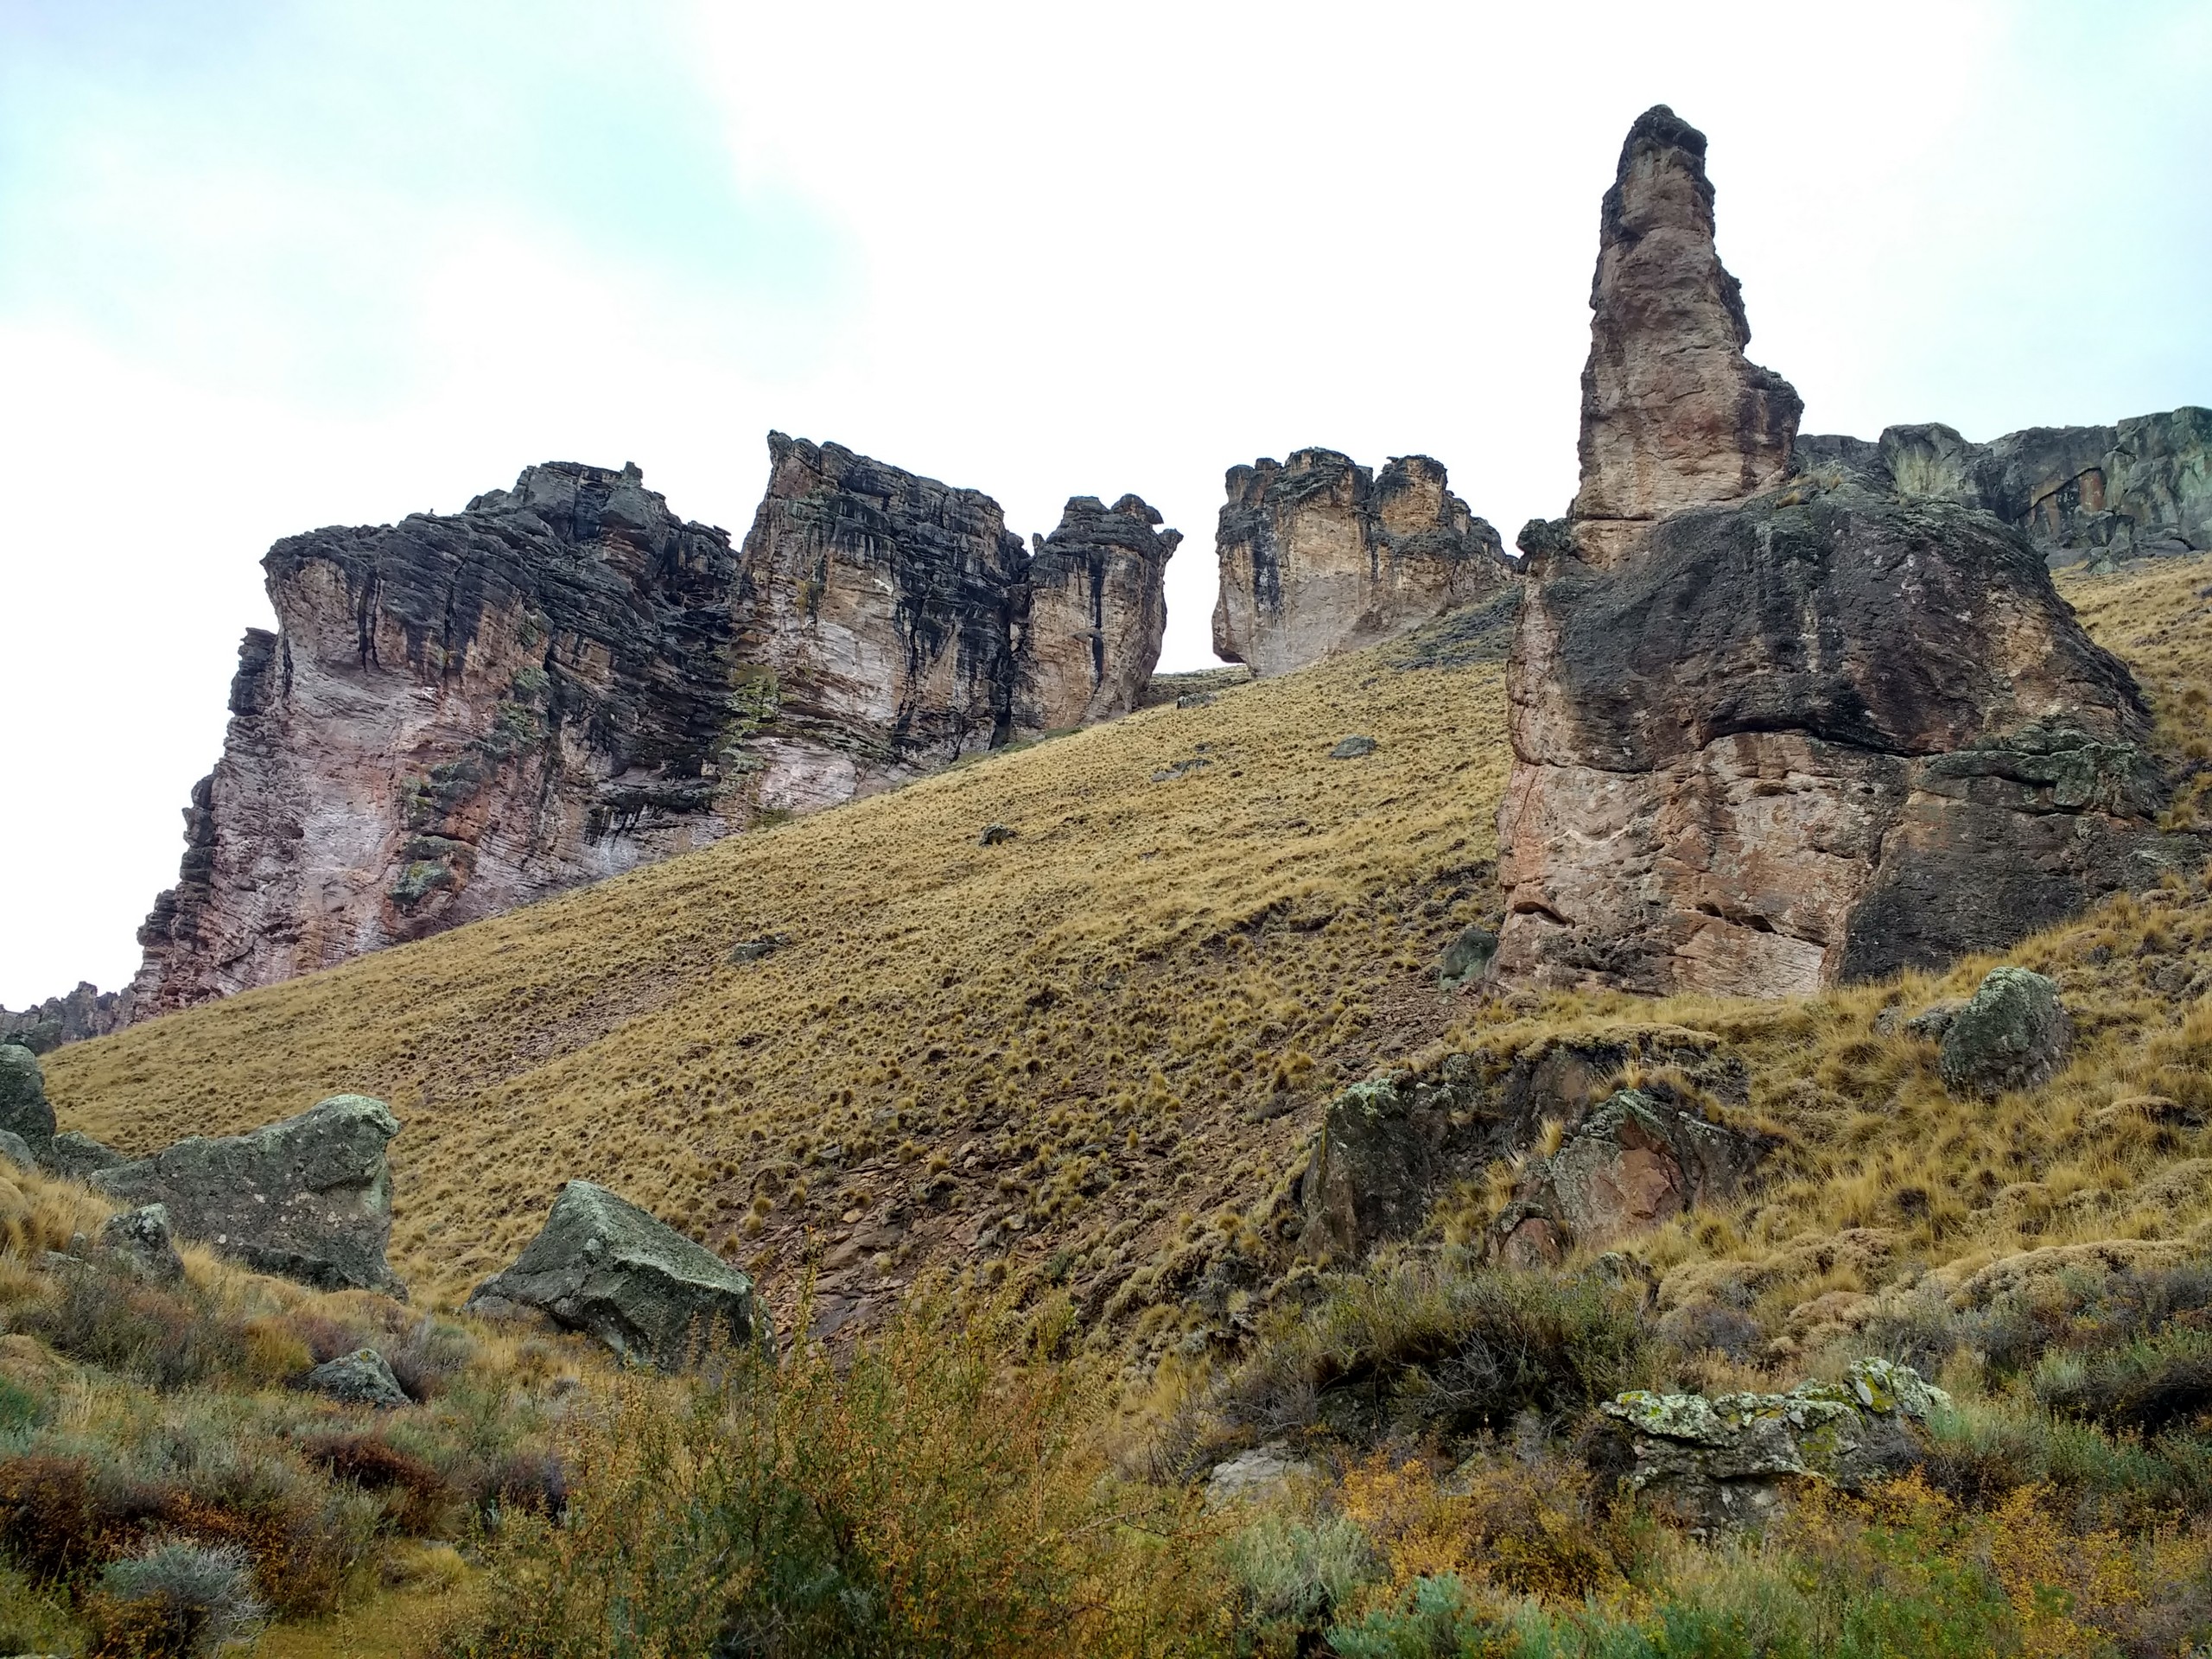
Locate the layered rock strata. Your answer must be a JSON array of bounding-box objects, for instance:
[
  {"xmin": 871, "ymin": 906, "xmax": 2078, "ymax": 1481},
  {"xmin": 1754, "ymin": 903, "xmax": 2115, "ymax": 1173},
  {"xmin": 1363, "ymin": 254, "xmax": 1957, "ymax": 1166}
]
[
  {"xmin": 1796, "ymin": 408, "xmax": 2212, "ymax": 569},
  {"xmin": 1211, "ymin": 449, "xmax": 1513, "ymax": 677},
  {"xmin": 1496, "ymin": 107, "xmax": 2195, "ymax": 998},
  {"xmin": 135, "ymin": 442, "xmax": 1175, "ymax": 1016}
]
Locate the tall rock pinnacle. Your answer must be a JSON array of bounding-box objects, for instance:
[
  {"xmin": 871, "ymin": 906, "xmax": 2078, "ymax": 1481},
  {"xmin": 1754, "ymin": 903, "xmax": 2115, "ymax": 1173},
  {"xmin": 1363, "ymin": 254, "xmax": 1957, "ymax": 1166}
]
[{"xmin": 1568, "ymin": 105, "xmax": 1802, "ymax": 567}]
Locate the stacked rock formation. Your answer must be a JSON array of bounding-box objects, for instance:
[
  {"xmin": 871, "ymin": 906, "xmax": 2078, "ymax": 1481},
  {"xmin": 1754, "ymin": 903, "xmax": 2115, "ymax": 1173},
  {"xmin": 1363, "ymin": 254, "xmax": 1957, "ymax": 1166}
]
[
  {"xmin": 1797, "ymin": 409, "xmax": 2212, "ymax": 569},
  {"xmin": 1211, "ymin": 449, "xmax": 1514, "ymax": 677},
  {"xmin": 134, "ymin": 440, "xmax": 1176, "ymax": 1017},
  {"xmin": 1496, "ymin": 106, "xmax": 2195, "ymax": 998}
]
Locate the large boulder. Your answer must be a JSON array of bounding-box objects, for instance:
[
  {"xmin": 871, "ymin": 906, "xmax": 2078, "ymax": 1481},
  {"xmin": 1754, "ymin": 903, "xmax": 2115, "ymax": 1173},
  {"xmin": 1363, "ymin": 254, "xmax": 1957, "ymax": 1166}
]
[
  {"xmin": 465, "ymin": 1180, "xmax": 770, "ymax": 1370},
  {"xmin": 44, "ymin": 1131, "xmax": 124, "ymax": 1180},
  {"xmin": 1492, "ymin": 1084, "xmax": 1765, "ymax": 1268},
  {"xmin": 0, "ymin": 1044, "xmax": 54, "ymax": 1156},
  {"xmin": 303, "ymin": 1348, "xmax": 410, "ymax": 1408},
  {"xmin": 0, "ymin": 1129, "xmax": 36, "ymax": 1174},
  {"xmin": 99, "ymin": 1204, "xmax": 185, "ymax": 1284},
  {"xmin": 1937, "ymin": 967, "xmax": 2074, "ymax": 1096},
  {"xmin": 92, "ymin": 1095, "xmax": 404, "ymax": 1296},
  {"xmin": 1600, "ymin": 1358, "xmax": 1949, "ymax": 1534}
]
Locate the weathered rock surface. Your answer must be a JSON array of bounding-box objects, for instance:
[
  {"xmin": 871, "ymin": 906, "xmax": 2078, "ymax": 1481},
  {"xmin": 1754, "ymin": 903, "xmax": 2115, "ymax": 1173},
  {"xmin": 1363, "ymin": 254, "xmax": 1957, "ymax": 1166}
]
[
  {"xmin": 0, "ymin": 982, "xmax": 134, "ymax": 1054},
  {"xmin": 303, "ymin": 1347, "xmax": 410, "ymax": 1408},
  {"xmin": 0, "ymin": 1045, "xmax": 54, "ymax": 1158},
  {"xmin": 1496, "ymin": 108, "xmax": 2197, "ymax": 998},
  {"xmin": 1937, "ymin": 967, "xmax": 2073, "ymax": 1096},
  {"xmin": 98, "ymin": 1204, "xmax": 184, "ymax": 1284},
  {"xmin": 1600, "ymin": 1358, "xmax": 1948, "ymax": 1533},
  {"xmin": 92, "ymin": 1095, "xmax": 404, "ymax": 1295},
  {"xmin": 1212, "ymin": 449, "xmax": 1514, "ymax": 677},
  {"xmin": 1300, "ymin": 1027, "xmax": 1746, "ymax": 1261},
  {"xmin": 45, "ymin": 1131, "xmax": 124, "ymax": 1181},
  {"xmin": 1491, "ymin": 1084, "xmax": 1766, "ymax": 1269},
  {"xmin": 1015, "ymin": 495, "xmax": 1180, "ymax": 730},
  {"xmin": 0, "ymin": 1129, "xmax": 35, "ymax": 1174},
  {"xmin": 1569, "ymin": 105, "xmax": 1802, "ymax": 569},
  {"xmin": 1797, "ymin": 406, "xmax": 2212, "ymax": 569},
  {"xmin": 1203, "ymin": 1442, "xmax": 1318, "ymax": 1510},
  {"xmin": 136, "ymin": 442, "xmax": 1177, "ymax": 1016},
  {"xmin": 465, "ymin": 1179, "xmax": 769, "ymax": 1369}
]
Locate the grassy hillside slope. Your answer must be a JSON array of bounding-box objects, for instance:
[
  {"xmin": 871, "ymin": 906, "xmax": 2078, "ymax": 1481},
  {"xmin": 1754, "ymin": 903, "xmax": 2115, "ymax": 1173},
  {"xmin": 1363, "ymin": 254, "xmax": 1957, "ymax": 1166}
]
[{"xmin": 47, "ymin": 602, "xmax": 1520, "ymax": 1319}]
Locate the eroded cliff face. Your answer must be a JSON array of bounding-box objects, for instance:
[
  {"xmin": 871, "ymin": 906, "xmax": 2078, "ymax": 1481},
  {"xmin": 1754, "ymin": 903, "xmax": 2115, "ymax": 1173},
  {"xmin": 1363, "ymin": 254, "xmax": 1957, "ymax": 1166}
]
[
  {"xmin": 135, "ymin": 443, "xmax": 1175, "ymax": 1018},
  {"xmin": 1211, "ymin": 449, "xmax": 1513, "ymax": 677},
  {"xmin": 1796, "ymin": 409, "xmax": 2212, "ymax": 569},
  {"xmin": 1495, "ymin": 108, "xmax": 2196, "ymax": 999},
  {"xmin": 1017, "ymin": 494, "xmax": 1180, "ymax": 730}
]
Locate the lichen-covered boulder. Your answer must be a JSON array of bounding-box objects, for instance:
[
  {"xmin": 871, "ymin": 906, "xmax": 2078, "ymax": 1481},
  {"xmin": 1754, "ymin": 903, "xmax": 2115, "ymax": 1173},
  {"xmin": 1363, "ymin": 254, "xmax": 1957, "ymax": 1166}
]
[
  {"xmin": 99, "ymin": 1204, "xmax": 184, "ymax": 1284},
  {"xmin": 0, "ymin": 1129, "xmax": 36, "ymax": 1174},
  {"xmin": 1299, "ymin": 1079, "xmax": 1437, "ymax": 1261},
  {"xmin": 92, "ymin": 1095, "xmax": 404, "ymax": 1296},
  {"xmin": 1492, "ymin": 1084, "xmax": 1764, "ymax": 1267},
  {"xmin": 1600, "ymin": 1358, "xmax": 1949, "ymax": 1532},
  {"xmin": 1938, "ymin": 967, "xmax": 2073, "ymax": 1096},
  {"xmin": 44, "ymin": 1131, "xmax": 125, "ymax": 1180},
  {"xmin": 0, "ymin": 1044, "xmax": 54, "ymax": 1155},
  {"xmin": 465, "ymin": 1180, "xmax": 770, "ymax": 1370},
  {"xmin": 303, "ymin": 1347, "xmax": 410, "ymax": 1408}
]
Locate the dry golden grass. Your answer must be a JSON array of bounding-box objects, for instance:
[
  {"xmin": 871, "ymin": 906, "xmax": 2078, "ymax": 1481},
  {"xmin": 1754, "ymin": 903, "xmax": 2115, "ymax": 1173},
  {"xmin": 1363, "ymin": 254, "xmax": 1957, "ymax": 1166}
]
[
  {"xmin": 41, "ymin": 554, "xmax": 2212, "ymax": 1344},
  {"xmin": 47, "ymin": 620, "xmax": 1514, "ymax": 1320}
]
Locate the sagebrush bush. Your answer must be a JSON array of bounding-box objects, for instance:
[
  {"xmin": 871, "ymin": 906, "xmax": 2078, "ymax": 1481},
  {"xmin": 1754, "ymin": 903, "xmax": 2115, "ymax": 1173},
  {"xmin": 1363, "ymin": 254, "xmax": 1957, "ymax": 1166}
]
[{"xmin": 90, "ymin": 1539, "xmax": 265, "ymax": 1658}]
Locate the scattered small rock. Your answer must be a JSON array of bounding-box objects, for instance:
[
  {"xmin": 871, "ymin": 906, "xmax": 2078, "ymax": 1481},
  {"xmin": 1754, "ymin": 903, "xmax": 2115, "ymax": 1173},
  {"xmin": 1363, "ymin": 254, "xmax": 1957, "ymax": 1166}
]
[
  {"xmin": 977, "ymin": 823, "xmax": 1017, "ymax": 847},
  {"xmin": 99, "ymin": 1204, "xmax": 184, "ymax": 1284},
  {"xmin": 1203, "ymin": 1441, "xmax": 1317, "ymax": 1510},
  {"xmin": 1150, "ymin": 757, "xmax": 1211, "ymax": 783},
  {"xmin": 303, "ymin": 1347, "xmax": 410, "ymax": 1408},
  {"xmin": 1174, "ymin": 691, "xmax": 1213, "ymax": 709},
  {"xmin": 1937, "ymin": 967, "xmax": 2073, "ymax": 1096},
  {"xmin": 0, "ymin": 1128, "xmax": 35, "ymax": 1174},
  {"xmin": 465, "ymin": 1179, "xmax": 772, "ymax": 1370},
  {"xmin": 1328, "ymin": 735, "xmax": 1377, "ymax": 760},
  {"xmin": 726, "ymin": 934, "xmax": 789, "ymax": 963}
]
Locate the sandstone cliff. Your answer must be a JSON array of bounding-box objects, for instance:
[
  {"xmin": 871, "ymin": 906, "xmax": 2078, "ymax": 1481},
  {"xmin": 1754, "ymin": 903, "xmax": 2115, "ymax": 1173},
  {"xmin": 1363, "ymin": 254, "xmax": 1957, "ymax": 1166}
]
[
  {"xmin": 1796, "ymin": 409, "xmax": 2212, "ymax": 569},
  {"xmin": 1211, "ymin": 448, "xmax": 1513, "ymax": 677},
  {"xmin": 1495, "ymin": 107, "xmax": 2196, "ymax": 999},
  {"xmin": 134, "ymin": 443, "xmax": 1175, "ymax": 1018}
]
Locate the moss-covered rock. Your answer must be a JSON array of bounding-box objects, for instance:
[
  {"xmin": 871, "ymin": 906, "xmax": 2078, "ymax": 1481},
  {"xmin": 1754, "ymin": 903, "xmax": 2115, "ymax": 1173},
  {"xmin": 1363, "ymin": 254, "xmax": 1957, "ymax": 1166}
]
[{"xmin": 1937, "ymin": 966, "xmax": 2073, "ymax": 1096}]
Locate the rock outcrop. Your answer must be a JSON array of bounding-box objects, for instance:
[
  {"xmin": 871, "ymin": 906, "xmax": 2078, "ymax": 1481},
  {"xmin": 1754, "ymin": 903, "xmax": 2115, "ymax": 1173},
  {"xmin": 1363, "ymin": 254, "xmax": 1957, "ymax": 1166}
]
[
  {"xmin": 1491, "ymin": 1084, "xmax": 1766, "ymax": 1269},
  {"xmin": 1797, "ymin": 407, "xmax": 2212, "ymax": 569},
  {"xmin": 1568, "ymin": 105, "xmax": 1802, "ymax": 569},
  {"xmin": 1299, "ymin": 1027, "xmax": 1748, "ymax": 1262},
  {"xmin": 98, "ymin": 1204, "xmax": 185, "ymax": 1284},
  {"xmin": 1496, "ymin": 107, "xmax": 2197, "ymax": 999},
  {"xmin": 134, "ymin": 442, "xmax": 1176, "ymax": 1016},
  {"xmin": 0, "ymin": 982, "xmax": 134, "ymax": 1054},
  {"xmin": 92, "ymin": 1094, "xmax": 404, "ymax": 1295},
  {"xmin": 1015, "ymin": 495, "xmax": 1179, "ymax": 730},
  {"xmin": 303, "ymin": 1348, "xmax": 410, "ymax": 1408},
  {"xmin": 465, "ymin": 1179, "xmax": 769, "ymax": 1369},
  {"xmin": 1212, "ymin": 449, "xmax": 1514, "ymax": 677},
  {"xmin": 1599, "ymin": 1359, "xmax": 1948, "ymax": 1533}
]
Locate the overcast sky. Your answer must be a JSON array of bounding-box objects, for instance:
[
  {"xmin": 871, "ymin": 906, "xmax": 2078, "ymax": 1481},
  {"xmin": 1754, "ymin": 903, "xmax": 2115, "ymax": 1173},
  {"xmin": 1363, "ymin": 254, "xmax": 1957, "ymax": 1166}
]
[{"xmin": 3, "ymin": 0, "xmax": 2208, "ymax": 1007}]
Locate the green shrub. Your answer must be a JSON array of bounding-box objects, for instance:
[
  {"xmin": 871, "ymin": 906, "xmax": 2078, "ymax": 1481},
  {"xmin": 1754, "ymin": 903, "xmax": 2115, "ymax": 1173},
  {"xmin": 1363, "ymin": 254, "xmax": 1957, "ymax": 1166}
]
[{"xmin": 1220, "ymin": 1510, "xmax": 1377, "ymax": 1649}]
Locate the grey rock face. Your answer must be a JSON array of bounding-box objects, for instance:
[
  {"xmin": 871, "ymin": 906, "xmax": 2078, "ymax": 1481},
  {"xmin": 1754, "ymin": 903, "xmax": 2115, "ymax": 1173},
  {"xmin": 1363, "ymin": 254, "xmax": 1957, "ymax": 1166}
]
[
  {"xmin": 92, "ymin": 1095, "xmax": 404, "ymax": 1296},
  {"xmin": 0, "ymin": 1129, "xmax": 35, "ymax": 1173},
  {"xmin": 99, "ymin": 1204, "xmax": 185, "ymax": 1284},
  {"xmin": 1797, "ymin": 406, "xmax": 2212, "ymax": 569},
  {"xmin": 0, "ymin": 1046, "xmax": 54, "ymax": 1155},
  {"xmin": 1600, "ymin": 1358, "xmax": 1948, "ymax": 1534},
  {"xmin": 1492, "ymin": 1085, "xmax": 1765, "ymax": 1268},
  {"xmin": 45, "ymin": 1131, "xmax": 125, "ymax": 1181},
  {"xmin": 303, "ymin": 1347, "xmax": 410, "ymax": 1408},
  {"xmin": 1437, "ymin": 925, "xmax": 1498, "ymax": 988},
  {"xmin": 1938, "ymin": 967, "xmax": 2074, "ymax": 1096},
  {"xmin": 1203, "ymin": 1442, "xmax": 1317, "ymax": 1510},
  {"xmin": 465, "ymin": 1180, "xmax": 769, "ymax": 1370}
]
